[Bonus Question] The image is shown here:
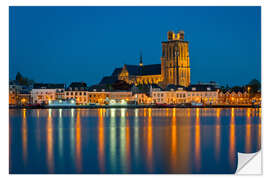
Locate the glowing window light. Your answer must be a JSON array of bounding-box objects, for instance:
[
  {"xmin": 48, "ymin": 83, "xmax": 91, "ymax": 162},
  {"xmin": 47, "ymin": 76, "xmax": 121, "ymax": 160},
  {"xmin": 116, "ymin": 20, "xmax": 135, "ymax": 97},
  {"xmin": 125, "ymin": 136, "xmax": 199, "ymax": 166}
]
[
  {"xmin": 109, "ymin": 100, "xmax": 116, "ymax": 105},
  {"xmin": 121, "ymin": 100, "xmax": 127, "ymax": 105}
]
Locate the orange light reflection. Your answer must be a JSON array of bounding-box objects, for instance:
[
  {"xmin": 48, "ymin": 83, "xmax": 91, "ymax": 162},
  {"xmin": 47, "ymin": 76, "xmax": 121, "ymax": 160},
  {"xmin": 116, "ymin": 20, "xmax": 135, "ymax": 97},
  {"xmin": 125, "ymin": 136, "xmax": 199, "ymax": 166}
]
[
  {"xmin": 47, "ymin": 109, "xmax": 54, "ymax": 173},
  {"xmin": 75, "ymin": 110, "xmax": 82, "ymax": 173},
  {"xmin": 229, "ymin": 108, "xmax": 236, "ymax": 168},
  {"xmin": 22, "ymin": 109, "xmax": 28, "ymax": 167},
  {"xmin": 98, "ymin": 109, "xmax": 105, "ymax": 173},
  {"xmin": 147, "ymin": 108, "xmax": 153, "ymax": 173},
  {"xmin": 195, "ymin": 108, "xmax": 201, "ymax": 172}
]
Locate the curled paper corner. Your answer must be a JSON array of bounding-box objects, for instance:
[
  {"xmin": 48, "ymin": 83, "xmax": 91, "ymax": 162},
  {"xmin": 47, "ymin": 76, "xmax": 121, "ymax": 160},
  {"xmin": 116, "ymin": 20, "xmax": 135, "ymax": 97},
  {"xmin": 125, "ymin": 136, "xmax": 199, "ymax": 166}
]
[{"xmin": 236, "ymin": 150, "xmax": 262, "ymax": 175}]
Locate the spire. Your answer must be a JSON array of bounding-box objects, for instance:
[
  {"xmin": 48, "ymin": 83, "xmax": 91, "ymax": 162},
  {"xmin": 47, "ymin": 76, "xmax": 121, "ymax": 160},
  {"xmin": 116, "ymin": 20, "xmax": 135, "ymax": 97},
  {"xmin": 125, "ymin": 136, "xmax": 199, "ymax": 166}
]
[{"xmin": 139, "ymin": 52, "xmax": 143, "ymax": 67}]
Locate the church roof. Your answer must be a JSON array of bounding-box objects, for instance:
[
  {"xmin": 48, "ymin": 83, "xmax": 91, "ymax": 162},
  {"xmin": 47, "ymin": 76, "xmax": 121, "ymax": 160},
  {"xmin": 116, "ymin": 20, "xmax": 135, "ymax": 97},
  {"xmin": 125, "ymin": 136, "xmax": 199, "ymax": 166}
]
[
  {"xmin": 141, "ymin": 64, "xmax": 161, "ymax": 75},
  {"xmin": 99, "ymin": 63, "xmax": 161, "ymax": 85},
  {"xmin": 125, "ymin": 65, "xmax": 141, "ymax": 75},
  {"xmin": 99, "ymin": 76, "xmax": 118, "ymax": 85},
  {"xmin": 112, "ymin": 67, "xmax": 122, "ymax": 76},
  {"xmin": 124, "ymin": 64, "xmax": 161, "ymax": 76}
]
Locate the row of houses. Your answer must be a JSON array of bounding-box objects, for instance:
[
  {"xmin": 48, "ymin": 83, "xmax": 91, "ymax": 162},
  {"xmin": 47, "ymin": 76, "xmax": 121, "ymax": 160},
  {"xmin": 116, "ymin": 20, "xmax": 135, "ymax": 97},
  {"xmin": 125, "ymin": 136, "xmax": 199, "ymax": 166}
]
[{"xmin": 9, "ymin": 81, "xmax": 261, "ymax": 106}]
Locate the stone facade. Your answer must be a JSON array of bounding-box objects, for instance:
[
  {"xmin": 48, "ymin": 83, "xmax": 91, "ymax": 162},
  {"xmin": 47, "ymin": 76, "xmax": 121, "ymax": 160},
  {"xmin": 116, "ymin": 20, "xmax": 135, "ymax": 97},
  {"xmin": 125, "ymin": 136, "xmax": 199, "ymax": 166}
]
[
  {"xmin": 161, "ymin": 31, "xmax": 191, "ymax": 87},
  {"xmin": 100, "ymin": 31, "xmax": 191, "ymax": 88}
]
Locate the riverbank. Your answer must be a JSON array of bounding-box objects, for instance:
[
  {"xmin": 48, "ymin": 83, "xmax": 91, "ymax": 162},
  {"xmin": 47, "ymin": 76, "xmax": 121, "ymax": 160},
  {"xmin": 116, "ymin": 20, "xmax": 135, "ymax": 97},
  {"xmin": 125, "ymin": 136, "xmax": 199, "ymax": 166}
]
[{"xmin": 9, "ymin": 104, "xmax": 261, "ymax": 109}]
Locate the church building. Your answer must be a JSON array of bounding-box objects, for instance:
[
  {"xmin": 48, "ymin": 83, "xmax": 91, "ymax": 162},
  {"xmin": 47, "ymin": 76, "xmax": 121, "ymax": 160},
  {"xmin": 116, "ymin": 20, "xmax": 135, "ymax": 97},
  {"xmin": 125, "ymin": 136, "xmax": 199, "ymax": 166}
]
[{"xmin": 99, "ymin": 30, "xmax": 191, "ymax": 88}]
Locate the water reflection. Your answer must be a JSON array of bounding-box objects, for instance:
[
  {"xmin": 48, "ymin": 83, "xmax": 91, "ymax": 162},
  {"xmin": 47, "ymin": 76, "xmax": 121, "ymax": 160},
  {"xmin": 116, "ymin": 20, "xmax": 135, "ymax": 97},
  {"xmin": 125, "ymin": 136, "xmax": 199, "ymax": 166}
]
[
  {"xmin": 98, "ymin": 109, "xmax": 105, "ymax": 173},
  {"xmin": 47, "ymin": 109, "xmax": 54, "ymax": 173},
  {"xmin": 134, "ymin": 109, "xmax": 139, "ymax": 167},
  {"xmin": 146, "ymin": 108, "xmax": 153, "ymax": 173},
  {"xmin": 245, "ymin": 108, "xmax": 251, "ymax": 152},
  {"xmin": 215, "ymin": 108, "xmax": 221, "ymax": 162},
  {"xmin": 36, "ymin": 109, "xmax": 41, "ymax": 151},
  {"xmin": 22, "ymin": 109, "xmax": 27, "ymax": 167},
  {"xmin": 10, "ymin": 108, "xmax": 261, "ymax": 174},
  {"xmin": 120, "ymin": 108, "xmax": 128, "ymax": 173},
  {"xmin": 58, "ymin": 109, "xmax": 63, "ymax": 160},
  {"xmin": 75, "ymin": 110, "xmax": 82, "ymax": 173},
  {"xmin": 195, "ymin": 108, "xmax": 201, "ymax": 172},
  {"xmin": 170, "ymin": 108, "xmax": 177, "ymax": 171},
  {"xmin": 229, "ymin": 108, "xmax": 236, "ymax": 169},
  {"xmin": 109, "ymin": 108, "xmax": 117, "ymax": 173},
  {"xmin": 70, "ymin": 109, "xmax": 75, "ymax": 168}
]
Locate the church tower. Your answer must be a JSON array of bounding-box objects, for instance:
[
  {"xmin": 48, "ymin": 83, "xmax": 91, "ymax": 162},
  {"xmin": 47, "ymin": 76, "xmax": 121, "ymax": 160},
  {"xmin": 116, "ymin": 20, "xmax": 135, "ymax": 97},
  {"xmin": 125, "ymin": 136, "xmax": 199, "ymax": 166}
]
[{"xmin": 161, "ymin": 30, "xmax": 191, "ymax": 87}]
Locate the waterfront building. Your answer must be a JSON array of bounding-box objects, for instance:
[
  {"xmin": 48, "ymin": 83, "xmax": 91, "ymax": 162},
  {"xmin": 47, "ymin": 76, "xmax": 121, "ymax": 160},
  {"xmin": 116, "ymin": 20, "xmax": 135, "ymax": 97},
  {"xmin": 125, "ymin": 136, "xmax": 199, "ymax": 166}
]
[
  {"xmin": 151, "ymin": 85, "xmax": 187, "ymax": 104},
  {"xmin": 107, "ymin": 91, "xmax": 134, "ymax": 102},
  {"xmin": 31, "ymin": 83, "xmax": 65, "ymax": 104},
  {"xmin": 9, "ymin": 82, "xmax": 31, "ymax": 105},
  {"xmin": 9, "ymin": 82, "xmax": 22, "ymax": 105},
  {"xmin": 135, "ymin": 93, "xmax": 152, "ymax": 104},
  {"xmin": 88, "ymin": 85, "xmax": 109, "ymax": 105},
  {"xmin": 151, "ymin": 83, "xmax": 218, "ymax": 105},
  {"xmin": 17, "ymin": 90, "xmax": 31, "ymax": 105},
  {"xmin": 251, "ymin": 91, "xmax": 261, "ymax": 105},
  {"xmin": 218, "ymin": 87, "xmax": 250, "ymax": 105},
  {"xmin": 99, "ymin": 30, "xmax": 191, "ymax": 88},
  {"xmin": 186, "ymin": 84, "xmax": 218, "ymax": 105},
  {"xmin": 64, "ymin": 82, "xmax": 88, "ymax": 105}
]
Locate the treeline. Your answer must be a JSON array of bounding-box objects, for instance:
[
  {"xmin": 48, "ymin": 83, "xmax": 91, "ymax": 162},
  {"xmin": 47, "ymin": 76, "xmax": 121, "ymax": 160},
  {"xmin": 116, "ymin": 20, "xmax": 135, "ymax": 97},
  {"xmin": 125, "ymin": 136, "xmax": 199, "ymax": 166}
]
[
  {"xmin": 220, "ymin": 79, "xmax": 261, "ymax": 96},
  {"xmin": 14, "ymin": 72, "xmax": 35, "ymax": 87}
]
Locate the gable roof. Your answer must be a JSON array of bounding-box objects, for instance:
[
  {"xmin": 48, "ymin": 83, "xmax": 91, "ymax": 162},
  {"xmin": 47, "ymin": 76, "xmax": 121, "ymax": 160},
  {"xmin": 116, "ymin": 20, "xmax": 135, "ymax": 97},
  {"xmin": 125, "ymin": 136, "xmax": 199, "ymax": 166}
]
[
  {"xmin": 165, "ymin": 84, "xmax": 186, "ymax": 91},
  {"xmin": 33, "ymin": 83, "xmax": 65, "ymax": 89},
  {"xmin": 112, "ymin": 67, "xmax": 122, "ymax": 76},
  {"xmin": 99, "ymin": 76, "xmax": 118, "ymax": 85},
  {"xmin": 67, "ymin": 82, "xmax": 87, "ymax": 91},
  {"xmin": 186, "ymin": 84, "xmax": 217, "ymax": 91},
  {"xmin": 68, "ymin": 82, "xmax": 87, "ymax": 88}
]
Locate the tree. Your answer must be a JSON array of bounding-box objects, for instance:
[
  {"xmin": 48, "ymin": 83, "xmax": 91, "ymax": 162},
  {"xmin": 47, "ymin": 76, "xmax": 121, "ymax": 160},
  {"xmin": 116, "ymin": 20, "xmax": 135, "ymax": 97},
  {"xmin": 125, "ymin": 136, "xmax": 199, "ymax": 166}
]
[
  {"xmin": 247, "ymin": 79, "xmax": 261, "ymax": 94},
  {"xmin": 15, "ymin": 72, "xmax": 34, "ymax": 87},
  {"xmin": 15, "ymin": 72, "xmax": 23, "ymax": 83}
]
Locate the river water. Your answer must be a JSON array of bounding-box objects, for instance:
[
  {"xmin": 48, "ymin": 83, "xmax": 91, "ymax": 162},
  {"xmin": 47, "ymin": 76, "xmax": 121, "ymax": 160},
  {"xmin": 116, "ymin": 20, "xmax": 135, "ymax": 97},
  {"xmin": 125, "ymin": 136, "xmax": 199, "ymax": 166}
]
[{"xmin": 9, "ymin": 108, "xmax": 261, "ymax": 174}]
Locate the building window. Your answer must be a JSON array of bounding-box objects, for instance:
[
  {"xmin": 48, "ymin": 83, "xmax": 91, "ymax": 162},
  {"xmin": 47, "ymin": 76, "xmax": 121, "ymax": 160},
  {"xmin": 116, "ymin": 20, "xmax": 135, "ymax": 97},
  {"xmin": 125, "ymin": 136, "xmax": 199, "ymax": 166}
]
[{"xmin": 162, "ymin": 48, "xmax": 165, "ymax": 57}]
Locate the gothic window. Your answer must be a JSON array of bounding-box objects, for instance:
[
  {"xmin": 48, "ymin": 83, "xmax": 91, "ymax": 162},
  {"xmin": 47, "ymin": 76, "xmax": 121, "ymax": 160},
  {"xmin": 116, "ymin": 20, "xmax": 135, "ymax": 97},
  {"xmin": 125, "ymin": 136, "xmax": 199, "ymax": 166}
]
[{"xmin": 162, "ymin": 48, "xmax": 165, "ymax": 57}]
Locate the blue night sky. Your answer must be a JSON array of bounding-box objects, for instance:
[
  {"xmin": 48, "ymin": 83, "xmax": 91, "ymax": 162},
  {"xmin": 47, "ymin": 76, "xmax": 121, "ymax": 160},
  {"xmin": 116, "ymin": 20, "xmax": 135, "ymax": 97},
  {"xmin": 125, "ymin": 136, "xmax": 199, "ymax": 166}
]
[{"xmin": 9, "ymin": 6, "xmax": 261, "ymax": 87}]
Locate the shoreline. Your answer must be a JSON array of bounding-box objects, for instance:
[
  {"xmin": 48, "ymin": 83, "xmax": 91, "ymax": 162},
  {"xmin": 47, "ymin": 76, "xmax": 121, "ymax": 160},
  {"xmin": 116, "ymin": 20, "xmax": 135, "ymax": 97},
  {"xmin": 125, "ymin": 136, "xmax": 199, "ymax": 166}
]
[{"xmin": 9, "ymin": 104, "xmax": 261, "ymax": 109}]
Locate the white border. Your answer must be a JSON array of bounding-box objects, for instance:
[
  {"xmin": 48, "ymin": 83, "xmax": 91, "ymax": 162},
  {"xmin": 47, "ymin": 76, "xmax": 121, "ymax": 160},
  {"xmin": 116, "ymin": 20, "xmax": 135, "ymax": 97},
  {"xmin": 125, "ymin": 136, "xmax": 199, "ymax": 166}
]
[
  {"xmin": 9, "ymin": 0, "xmax": 262, "ymax": 6},
  {"xmin": 2, "ymin": 0, "xmax": 269, "ymax": 180}
]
